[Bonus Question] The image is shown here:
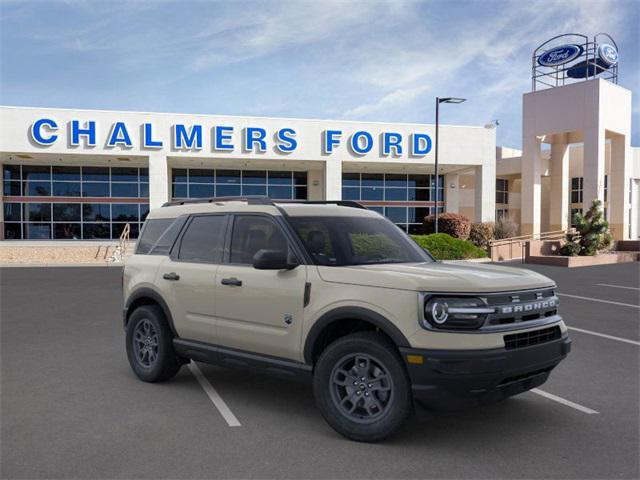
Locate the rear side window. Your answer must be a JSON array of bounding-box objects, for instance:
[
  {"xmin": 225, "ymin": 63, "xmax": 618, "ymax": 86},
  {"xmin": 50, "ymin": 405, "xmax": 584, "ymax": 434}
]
[
  {"xmin": 136, "ymin": 219, "xmax": 174, "ymax": 254},
  {"xmin": 177, "ymin": 215, "xmax": 227, "ymax": 263},
  {"xmin": 149, "ymin": 216, "xmax": 187, "ymax": 255}
]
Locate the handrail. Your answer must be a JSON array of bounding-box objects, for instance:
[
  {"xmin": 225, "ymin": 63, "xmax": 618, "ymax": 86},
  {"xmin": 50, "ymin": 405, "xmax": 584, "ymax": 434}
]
[
  {"xmin": 119, "ymin": 223, "xmax": 131, "ymax": 254},
  {"xmin": 106, "ymin": 223, "xmax": 131, "ymax": 263},
  {"xmin": 490, "ymin": 229, "xmax": 571, "ymax": 247}
]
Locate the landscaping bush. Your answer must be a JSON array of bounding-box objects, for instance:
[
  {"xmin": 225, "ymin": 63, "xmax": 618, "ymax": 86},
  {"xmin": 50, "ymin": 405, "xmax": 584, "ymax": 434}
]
[
  {"xmin": 412, "ymin": 233, "xmax": 487, "ymax": 260},
  {"xmin": 469, "ymin": 222, "xmax": 495, "ymax": 250},
  {"xmin": 494, "ymin": 216, "xmax": 519, "ymax": 239},
  {"xmin": 560, "ymin": 199, "xmax": 613, "ymax": 256},
  {"xmin": 423, "ymin": 213, "xmax": 471, "ymax": 240}
]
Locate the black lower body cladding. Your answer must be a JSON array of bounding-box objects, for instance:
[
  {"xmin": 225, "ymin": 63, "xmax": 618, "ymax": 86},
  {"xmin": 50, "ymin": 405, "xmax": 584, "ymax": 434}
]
[{"xmin": 400, "ymin": 334, "xmax": 571, "ymax": 410}]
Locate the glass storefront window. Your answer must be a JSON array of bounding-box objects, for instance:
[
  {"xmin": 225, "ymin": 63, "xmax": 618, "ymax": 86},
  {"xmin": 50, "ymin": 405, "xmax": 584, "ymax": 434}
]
[
  {"xmin": 342, "ymin": 172, "xmax": 444, "ymax": 231},
  {"xmin": 2, "ymin": 165, "xmax": 148, "ymax": 240},
  {"xmin": 170, "ymin": 168, "xmax": 308, "ymax": 201}
]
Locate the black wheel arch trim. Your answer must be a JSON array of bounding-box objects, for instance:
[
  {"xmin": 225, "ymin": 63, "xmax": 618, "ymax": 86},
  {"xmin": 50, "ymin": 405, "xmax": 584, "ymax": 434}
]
[
  {"xmin": 303, "ymin": 306, "xmax": 410, "ymax": 364},
  {"xmin": 124, "ymin": 287, "xmax": 179, "ymax": 337}
]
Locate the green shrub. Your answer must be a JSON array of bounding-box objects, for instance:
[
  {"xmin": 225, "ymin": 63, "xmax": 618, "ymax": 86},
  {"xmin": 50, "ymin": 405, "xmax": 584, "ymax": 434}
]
[
  {"xmin": 411, "ymin": 233, "xmax": 487, "ymax": 260},
  {"xmin": 423, "ymin": 212, "xmax": 471, "ymax": 239},
  {"xmin": 560, "ymin": 199, "xmax": 613, "ymax": 256},
  {"xmin": 469, "ymin": 222, "xmax": 495, "ymax": 250}
]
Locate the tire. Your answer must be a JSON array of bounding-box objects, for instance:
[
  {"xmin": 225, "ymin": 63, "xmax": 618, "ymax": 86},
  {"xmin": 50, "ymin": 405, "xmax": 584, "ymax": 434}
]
[
  {"xmin": 313, "ymin": 331, "xmax": 412, "ymax": 442},
  {"xmin": 126, "ymin": 305, "xmax": 181, "ymax": 382}
]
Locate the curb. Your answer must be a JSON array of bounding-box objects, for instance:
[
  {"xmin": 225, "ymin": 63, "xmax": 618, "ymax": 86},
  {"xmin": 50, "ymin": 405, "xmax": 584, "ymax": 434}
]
[{"xmin": 0, "ymin": 262, "xmax": 124, "ymax": 268}]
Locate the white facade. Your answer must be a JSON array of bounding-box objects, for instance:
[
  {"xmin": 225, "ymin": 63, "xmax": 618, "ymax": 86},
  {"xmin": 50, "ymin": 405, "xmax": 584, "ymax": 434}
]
[
  {"xmin": 0, "ymin": 106, "xmax": 496, "ymax": 241},
  {"xmin": 520, "ymin": 79, "xmax": 634, "ymax": 240}
]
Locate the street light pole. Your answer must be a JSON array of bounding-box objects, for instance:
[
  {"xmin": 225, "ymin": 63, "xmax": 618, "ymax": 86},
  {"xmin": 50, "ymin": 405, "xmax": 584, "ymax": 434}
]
[
  {"xmin": 435, "ymin": 97, "xmax": 440, "ymax": 233},
  {"xmin": 433, "ymin": 96, "xmax": 466, "ymax": 234}
]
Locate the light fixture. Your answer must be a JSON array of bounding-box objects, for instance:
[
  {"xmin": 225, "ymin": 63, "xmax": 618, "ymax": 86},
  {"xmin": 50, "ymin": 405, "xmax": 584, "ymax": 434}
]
[
  {"xmin": 435, "ymin": 96, "xmax": 467, "ymax": 233},
  {"xmin": 438, "ymin": 97, "xmax": 466, "ymax": 104}
]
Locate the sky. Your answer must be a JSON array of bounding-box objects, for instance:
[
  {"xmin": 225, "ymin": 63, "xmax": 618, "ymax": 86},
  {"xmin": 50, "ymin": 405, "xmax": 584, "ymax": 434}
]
[{"xmin": 1, "ymin": 0, "xmax": 638, "ymax": 148}]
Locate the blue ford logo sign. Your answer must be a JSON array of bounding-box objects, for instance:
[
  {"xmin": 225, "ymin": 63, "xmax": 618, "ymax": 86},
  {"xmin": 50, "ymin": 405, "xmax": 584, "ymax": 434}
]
[
  {"xmin": 598, "ymin": 44, "xmax": 618, "ymax": 66},
  {"xmin": 538, "ymin": 44, "xmax": 583, "ymax": 67}
]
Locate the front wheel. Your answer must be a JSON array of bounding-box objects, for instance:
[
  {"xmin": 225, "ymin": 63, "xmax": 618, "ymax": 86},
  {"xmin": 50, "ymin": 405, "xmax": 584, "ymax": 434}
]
[
  {"xmin": 313, "ymin": 332, "xmax": 412, "ymax": 442},
  {"xmin": 126, "ymin": 305, "xmax": 181, "ymax": 382}
]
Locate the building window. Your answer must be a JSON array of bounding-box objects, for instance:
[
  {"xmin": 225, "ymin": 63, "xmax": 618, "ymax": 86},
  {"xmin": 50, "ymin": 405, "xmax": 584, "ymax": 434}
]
[
  {"xmin": 341, "ymin": 172, "xmax": 444, "ymax": 233},
  {"xmin": 603, "ymin": 175, "xmax": 608, "ymax": 203},
  {"xmin": 171, "ymin": 168, "xmax": 307, "ymax": 201},
  {"xmin": 571, "ymin": 177, "xmax": 583, "ymax": 203},
  {"xmin": 2, "ymin": 164, "xmax": 148, "ymax": 240},
  {"xmin": 496, "ymin": 208, "xmax": 509, "ymax": 220},
  {"xmin": 496, "ymin": 178, "xmax": 508, "ymax": 204}
]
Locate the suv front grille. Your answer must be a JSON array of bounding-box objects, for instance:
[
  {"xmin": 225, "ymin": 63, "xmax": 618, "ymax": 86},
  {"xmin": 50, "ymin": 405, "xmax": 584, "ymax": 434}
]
[
  {"xmin": 504, "ymin": 326, "xmax": 562, "ymax": 350},
  {"xmin": 484, "ymin": 288, "xmax": 558, "ymax": 327}
]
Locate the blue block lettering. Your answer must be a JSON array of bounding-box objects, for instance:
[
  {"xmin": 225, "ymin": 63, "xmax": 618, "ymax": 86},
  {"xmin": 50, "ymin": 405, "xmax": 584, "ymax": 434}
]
[
  {"xmin": 275, "ymin": 128, "xmax": 297, "ymax": 152},
  {"xmin": 30, "ymin": 118, "xmax": 58, "ymax": 145}
]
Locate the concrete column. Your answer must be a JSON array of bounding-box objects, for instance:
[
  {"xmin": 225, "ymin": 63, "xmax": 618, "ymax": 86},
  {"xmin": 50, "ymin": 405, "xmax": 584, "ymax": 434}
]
[
  {"xmin": 609, "ymin": 134, "xmax": 631, "ymax": 239},
  {"xmin": 323, "ymin": 159, "xmax": 342, "ymax": 200},
  {"xmin": 148, "ymin": 153, "xmax": 170, "ymax": 210},
  {"xmin": 306, "ymin": 169, "xmax": 324, "ymax": 201},
  {"xmin": 445, "ymin": 173, "xmax": 459, "ymax": 214},
  {"xmin": 582, "ymin": 126, "xmax": 606, "ymax": 211},
  {"xmin": 521, "ymin": 135, "xmax": 542, "ymax": 236},
  {"xmin": 474, "ymin": 164, "xmax": 495, "ymax": 223},
  {"xmin": 549, "ymin": 135, "xmax": 570, "ymax": 232}
]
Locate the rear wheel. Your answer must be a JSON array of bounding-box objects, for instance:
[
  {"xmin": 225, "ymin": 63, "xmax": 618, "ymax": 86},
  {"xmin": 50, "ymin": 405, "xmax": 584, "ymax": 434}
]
[
  {"xmin": 313, "ymin": 332, "xmax": 412, "ymax": 442},
  {"xmin": 126, "ymin": 305, "xmax": 181, "ymax": 382}
]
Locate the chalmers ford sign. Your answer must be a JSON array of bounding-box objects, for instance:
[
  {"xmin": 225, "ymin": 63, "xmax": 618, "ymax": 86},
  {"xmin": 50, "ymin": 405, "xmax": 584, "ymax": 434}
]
[{"xmin": 29, "ymin": 118, "xmax": 434, "ymax": 157}]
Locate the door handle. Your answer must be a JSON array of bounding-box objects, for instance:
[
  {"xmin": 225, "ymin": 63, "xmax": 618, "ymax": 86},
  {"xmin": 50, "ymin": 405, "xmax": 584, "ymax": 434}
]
[
  {"xmin": 162, "ymin": 272, "xmax": 180, "ymax": 281},
  {"xmin": 221, "ymin": 277, "xmax": 242, "ymax": 287}
]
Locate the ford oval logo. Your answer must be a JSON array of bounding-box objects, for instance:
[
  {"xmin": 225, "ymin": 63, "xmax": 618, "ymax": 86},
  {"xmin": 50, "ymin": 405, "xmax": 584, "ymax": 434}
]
[
  {"xmin": 598, "ymin": 43, "xmax": 618, "ymax": 66},
  {"xmin": 538, "ymin": 44, "xmax": 583, "ymax": 67}
]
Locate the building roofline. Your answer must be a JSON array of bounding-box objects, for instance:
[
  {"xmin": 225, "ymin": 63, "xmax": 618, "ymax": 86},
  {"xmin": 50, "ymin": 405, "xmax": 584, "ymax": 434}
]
[{"xmin": 0, "ymin": 104, "xmax": 490, "ymax": 130}]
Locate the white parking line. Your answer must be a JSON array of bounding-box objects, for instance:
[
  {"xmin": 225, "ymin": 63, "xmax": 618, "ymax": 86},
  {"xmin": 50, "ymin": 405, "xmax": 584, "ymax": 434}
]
[
  {"xmin": 188, "ymin": 361, "xmax": 241, "ymax": 427},
  {"xmin": 567, "ymin": 326, "xmax": 640, "ymax": 346},
  {"xmin": 558, "ymin": 293, "xmax": 639, "ymax": 309},
  {"xmin": 596, "ymin": 283, "xmax": 640, "ymax": 291},
  {"xmin": 531, "ymin": 388, "xmax": 599, "ymax": 414}
]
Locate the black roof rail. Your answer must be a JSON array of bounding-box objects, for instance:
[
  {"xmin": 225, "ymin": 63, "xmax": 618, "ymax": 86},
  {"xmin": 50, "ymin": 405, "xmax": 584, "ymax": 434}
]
[
  {"xmin": 161, "ymin": 196, "xmax": 367, "ymax": 210},
  {"xmin": 274, "ymin": 200, "xmax": 368, "ymax": 210},
  {"xmin": 162, "ymin": 196, "xmax": 273, "ymax": 207}
]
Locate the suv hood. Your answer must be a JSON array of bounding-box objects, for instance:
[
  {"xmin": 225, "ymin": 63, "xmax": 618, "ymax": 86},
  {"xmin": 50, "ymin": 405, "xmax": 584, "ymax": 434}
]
[{"xmin": 316, "ymin": 261, "xmax": 554, "ymax": 293}]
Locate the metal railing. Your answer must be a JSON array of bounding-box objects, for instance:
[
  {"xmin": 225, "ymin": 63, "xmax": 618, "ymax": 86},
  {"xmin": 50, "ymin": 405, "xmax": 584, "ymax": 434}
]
[{"xmin": 106, "ymin": 223, "xmax": 131, "ymax": 263}]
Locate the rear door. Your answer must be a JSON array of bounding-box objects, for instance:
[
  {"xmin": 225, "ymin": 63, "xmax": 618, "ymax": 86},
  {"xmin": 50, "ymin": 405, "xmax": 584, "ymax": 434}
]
[
  {"xmin": 156, "ymin": 214, "xmax": 229, "ymax": 344},
  {"xmin": 214, "ymin": 214, "xmax": 307, "ymax": 361}
]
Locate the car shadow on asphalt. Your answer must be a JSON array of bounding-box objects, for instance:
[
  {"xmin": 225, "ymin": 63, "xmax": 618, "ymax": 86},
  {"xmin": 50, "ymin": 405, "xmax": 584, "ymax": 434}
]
[{"xmin": 194, "ymin": 362, "xmax": 571, "ymax": 446}]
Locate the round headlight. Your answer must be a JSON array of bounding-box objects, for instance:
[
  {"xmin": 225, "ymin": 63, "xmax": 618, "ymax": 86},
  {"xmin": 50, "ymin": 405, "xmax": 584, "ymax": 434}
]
[{"xmin": 429, "ymin": 300, "xmax": 449, "ymax": 324}]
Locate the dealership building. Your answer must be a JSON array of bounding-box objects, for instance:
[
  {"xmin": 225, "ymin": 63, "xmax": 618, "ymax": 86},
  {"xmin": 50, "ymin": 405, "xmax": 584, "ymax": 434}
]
[{"xmin": 0, "ymin": 35, "xmax": 638, "ymax": 243}]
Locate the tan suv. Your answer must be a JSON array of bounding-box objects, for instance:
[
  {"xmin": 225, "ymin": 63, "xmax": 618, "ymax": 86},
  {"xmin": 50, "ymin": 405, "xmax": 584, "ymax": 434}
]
[{"xmin": 123, "ymin": 196, "xmax": 571, "ymax": 441}]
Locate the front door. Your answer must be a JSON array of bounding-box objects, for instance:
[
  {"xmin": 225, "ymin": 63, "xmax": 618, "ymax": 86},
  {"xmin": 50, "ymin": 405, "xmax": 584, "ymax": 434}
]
[
  {"xmin": 215, "ymin": 214, "xmax": 307, "ymax": 361},
  {"xmin": 156, "ymin": 214, "xmax": 228, "ymax": 345}
]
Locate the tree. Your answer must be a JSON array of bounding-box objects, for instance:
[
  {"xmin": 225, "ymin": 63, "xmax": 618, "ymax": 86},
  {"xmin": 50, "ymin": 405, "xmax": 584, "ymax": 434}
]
[{"xmin": 560, "ymin": 199, "xmax": 613, "ymax": 256}]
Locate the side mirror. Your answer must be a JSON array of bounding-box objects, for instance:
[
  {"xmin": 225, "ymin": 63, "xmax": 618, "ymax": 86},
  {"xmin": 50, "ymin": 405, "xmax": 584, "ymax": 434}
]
[{"xmin": 252, "ymin": 249, "xmax": 299, "ymax": 270}]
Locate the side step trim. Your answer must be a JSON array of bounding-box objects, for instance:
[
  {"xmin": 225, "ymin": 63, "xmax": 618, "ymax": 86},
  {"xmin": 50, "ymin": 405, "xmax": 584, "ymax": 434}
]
[{"xmin": 173, "ymin": 338, "xmax": 312, "ymax": 381}]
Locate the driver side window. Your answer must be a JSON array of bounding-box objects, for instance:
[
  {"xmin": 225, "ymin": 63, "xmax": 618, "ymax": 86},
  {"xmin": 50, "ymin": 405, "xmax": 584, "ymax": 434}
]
[{"xmin": 229, "ymin": 215, "xmax": 289, "ymax": 264}]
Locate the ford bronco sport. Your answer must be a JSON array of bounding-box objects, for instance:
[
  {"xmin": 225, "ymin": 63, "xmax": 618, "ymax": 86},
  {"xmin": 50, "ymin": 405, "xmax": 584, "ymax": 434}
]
[{"xmin": 123, "ymin": 196, "xmax": 571, "ymax": 442}]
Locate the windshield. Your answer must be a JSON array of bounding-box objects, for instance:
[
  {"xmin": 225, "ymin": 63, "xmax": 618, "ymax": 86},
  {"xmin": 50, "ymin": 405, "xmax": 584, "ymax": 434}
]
[{"xmin": 288, "ymin": 215, "xmax": 434, "ymax": 266}]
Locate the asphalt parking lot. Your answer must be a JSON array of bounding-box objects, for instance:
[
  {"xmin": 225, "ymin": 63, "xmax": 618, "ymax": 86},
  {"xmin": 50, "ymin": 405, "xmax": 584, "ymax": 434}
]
[{"xmin": 1, "ymin": 262, "xmax": 638, "ymax": 479}]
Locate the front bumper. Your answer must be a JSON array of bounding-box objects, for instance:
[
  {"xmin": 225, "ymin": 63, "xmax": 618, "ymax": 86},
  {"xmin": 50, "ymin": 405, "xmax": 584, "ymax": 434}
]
[{"xmin": 399, "ymin": 334, "xmax": 571, "ymax": 410}]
